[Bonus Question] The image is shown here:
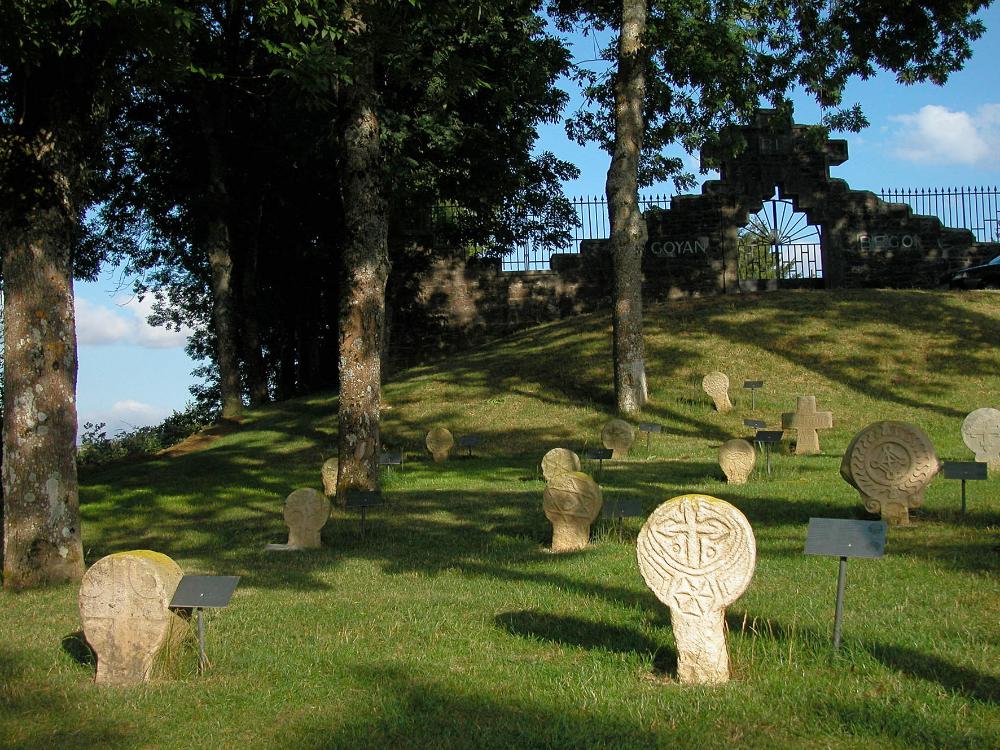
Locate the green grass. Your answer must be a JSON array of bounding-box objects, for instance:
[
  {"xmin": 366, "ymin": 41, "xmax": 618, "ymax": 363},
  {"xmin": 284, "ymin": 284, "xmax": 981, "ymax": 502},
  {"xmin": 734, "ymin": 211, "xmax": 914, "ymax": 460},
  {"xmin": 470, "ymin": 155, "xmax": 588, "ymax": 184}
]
[{"xmin": 2, "ymin": 289, "xmax": 999, "ymax": 749}]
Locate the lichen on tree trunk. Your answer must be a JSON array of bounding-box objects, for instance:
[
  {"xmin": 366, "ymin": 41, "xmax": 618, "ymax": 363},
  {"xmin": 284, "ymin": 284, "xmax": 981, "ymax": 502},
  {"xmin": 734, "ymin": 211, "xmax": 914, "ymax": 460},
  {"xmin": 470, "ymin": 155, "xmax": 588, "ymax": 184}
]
[
  {"xmin": 335, "ymin": 18, "xmax": 389, "ymax": 499},
  {"xmin": 1, "ymin": 207, "xmax": 84, "ymax": 589},
  {"xmin": 606, "ymin": 0, "xmax": 649, "ymax": 417}
]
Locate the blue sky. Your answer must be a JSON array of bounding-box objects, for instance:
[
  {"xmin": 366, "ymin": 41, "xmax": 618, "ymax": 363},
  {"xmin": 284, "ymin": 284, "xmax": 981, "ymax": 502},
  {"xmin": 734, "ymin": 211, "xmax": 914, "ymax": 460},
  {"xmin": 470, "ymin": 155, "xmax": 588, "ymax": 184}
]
[{"xmin": 73, "ymin": 4, "xmax": 1000, "ymax": 435}]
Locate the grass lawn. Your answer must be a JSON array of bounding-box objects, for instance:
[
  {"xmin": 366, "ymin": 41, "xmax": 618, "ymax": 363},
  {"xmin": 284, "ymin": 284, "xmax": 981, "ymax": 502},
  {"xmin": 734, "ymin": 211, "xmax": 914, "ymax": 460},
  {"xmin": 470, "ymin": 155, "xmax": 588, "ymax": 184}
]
[{"xmin": 2, "ymin": 289, "xmax": 998, "ymax": 749}]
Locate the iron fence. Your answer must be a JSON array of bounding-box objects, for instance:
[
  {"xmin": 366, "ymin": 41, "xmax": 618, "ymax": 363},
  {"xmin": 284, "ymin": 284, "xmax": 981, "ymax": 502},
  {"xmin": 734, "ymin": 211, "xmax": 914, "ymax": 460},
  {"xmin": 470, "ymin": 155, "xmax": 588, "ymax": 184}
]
[
  {"xmin": 877, "ymin": 186, "xmax": 999, "ymax": 244},
  {"xmin": 496, "ymin": 186, "xmax": 999, "ymax": 272}
]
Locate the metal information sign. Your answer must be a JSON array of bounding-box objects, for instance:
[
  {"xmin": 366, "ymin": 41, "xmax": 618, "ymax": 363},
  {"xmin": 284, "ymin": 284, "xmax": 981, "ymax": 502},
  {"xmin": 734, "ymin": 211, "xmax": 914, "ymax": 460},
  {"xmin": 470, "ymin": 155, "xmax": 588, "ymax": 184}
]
[
  {"xmin": 379, "ymin": 450, "xmax": 403, "ymax": 470},
  {"xmin": 804, "ymin": 518, "xmax": 887, "ymax": 651},
  {"xmin": 754, "ymin": 430, "xmax": 783, "ymax": 475},
  {"xmin": 457, "ymin": 435, "xmax": 482, "ymax": 456},
  {"xmin": 169, "ymin": 575, "xmax": 240, "ymax": 674},
  {"xmin": 942, "ymin": 461, "xmax": 987, "ymax": 513},
  {"xmin": 744, "ymin": 419, "xmax": 766, "ymax": 430},
  {"xmin": 637, "ymin": 423, "xmax": 662, "ymax": 452},
  {"xmin": 583, "ymin": 447, "xmax": 613, "ymax": 479},
  {"xmin": 743, "ymin": 380, "xmax": 764, "ymax": 409},
  {"xmin": 345, "ymin": 489, "xmax": 384, "ymax": 537}
]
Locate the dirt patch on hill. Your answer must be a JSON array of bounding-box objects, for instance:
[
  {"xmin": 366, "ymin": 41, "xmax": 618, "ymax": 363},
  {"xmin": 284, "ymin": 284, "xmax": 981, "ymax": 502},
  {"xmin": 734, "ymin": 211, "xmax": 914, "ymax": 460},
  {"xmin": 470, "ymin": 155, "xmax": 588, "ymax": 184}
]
[{"xmin": 159, "ymin": 418, "xmax": 245, "ymax": 457}]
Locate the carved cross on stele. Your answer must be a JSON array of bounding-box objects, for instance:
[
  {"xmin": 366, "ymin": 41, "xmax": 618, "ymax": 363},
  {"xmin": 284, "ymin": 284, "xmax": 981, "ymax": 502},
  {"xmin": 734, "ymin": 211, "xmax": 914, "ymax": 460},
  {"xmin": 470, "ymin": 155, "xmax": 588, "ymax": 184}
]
[
  {"xmin": 781, "ymin": 396, "xmax": 833, "ymax": 455},
  {"xmin": 658, "ymin": 498, "xmax": 731, "ymax": 573}
]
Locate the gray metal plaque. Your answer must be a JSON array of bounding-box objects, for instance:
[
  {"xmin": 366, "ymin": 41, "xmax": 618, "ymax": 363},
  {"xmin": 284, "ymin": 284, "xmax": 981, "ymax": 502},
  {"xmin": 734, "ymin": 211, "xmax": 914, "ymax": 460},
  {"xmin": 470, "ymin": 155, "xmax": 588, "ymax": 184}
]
[
  {"xmin": 942, "ymin": 461, "xmax": 988, "ymax": 481},
  {"xmin": 637, "ymin": 423, "xmax": 662, "ymax": 433},
  {"xmin": 744, "ymin": 419, "xmax": 766, "ymax": 429},
  {"xmin": 602, "ymin": 498, "xmax": 644, "ymax": 518},
  {"xmin": 379, "ymin": 451, "xmax": 402, "ymax": 466},
  {"xmin": 755, "ymin": 430, "xmax": 784, "ymax": 444},
  {"xmin": 804, "ymin": 518, "xmax": 887, "ymax": 559},
  {"xmin": 584, "ymin": 448, "xmax": 614, "ymax": 460},
  {"xmin": 345, "ymin": 489, "xmax": 384, "ymax": 508},
  {"xmin": 457, "ymin": 435, "xmax": 482, "ymax": 448},
  {"xmin": 169, "ymin": 575, "xmax": 240, "ymax": 609},
  {"xmin": 744, "ymin": 380, "xmax": 764, "ymax": 389}
]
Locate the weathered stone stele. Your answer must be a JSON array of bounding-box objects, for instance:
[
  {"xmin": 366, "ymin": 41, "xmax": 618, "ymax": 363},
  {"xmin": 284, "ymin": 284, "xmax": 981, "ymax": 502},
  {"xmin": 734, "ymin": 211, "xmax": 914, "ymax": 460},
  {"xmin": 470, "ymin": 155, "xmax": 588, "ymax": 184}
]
[
  {"xmin": 961, "ymin": 407, "xmax": 1000, "ymax": 470},
  {"xmin": 543, "ymin": 471, "xmax": 603, "ymax": 552},
  {"xmin": 840, "ymin": 421, "xmax": 941, "ymax": 525},
  {"xmin": 540, "ymin": 448, "xmax": 581, "ymax": 481},
  {"xmin": 781, "ymin": 396, "xmax": 833, "ymax": 455},
  {"xmin": 282, "ymin": 488, "xmax": 330, "ymax": 548},
  {"xmin": 702, "ymin": 372, "xmax": 733, "ymax": 413},
  {"xmin": 425, "ymin": 427, "xmax": 454, "ymax": 463},
  {"xmin": 79, "ymin": 550, "xmax": 186, "ymax": 686},
  {"xmin": 719, "ymin": 439, "xmax": 756, "ymax": 484},
  {"xmin": 602, "ymin": 419, "xmax": 636, "ymax": 459},
  {"xmin": 321, "ymin": 457, "xmax": 339, "ymax": 497},
  {"xmin": 637, "ymin": 495, "xmax": 756, "ymax": 685}
]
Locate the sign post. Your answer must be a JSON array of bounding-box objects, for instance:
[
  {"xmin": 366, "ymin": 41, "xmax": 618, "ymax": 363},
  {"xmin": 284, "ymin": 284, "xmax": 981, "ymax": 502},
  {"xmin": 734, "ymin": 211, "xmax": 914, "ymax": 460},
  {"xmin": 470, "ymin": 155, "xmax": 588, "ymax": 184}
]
[
  {"xmin": 637, "ymin": 423, "xmax": 662, "ymax": 454},
  {"xmin": 942, "ymin": 461, "xmax": 987, "ymax": 513},
  {"xmin": 457, "ymin": 435, "xmax": 482, "ymax": 457},
  {"xmin": 743, "ymin": 380, "xmax": 764, "ymax": 410},
  {"xmin": 754, "ymin": 430, "xmax": 783, "ymax": 475},
  {"xmin": 804, "ymin": 518, "xmax": 887, "ymax": 651},
  {"xmin": 345, "ymin": 489, "xmax": 384, "ymax": 538},
  {"xmin": 379, "ymin": 450, "xmax": 404, "ymax": 472},
  {"xmin": 169, "ymin": 575, "xmax": 240, "ymax": 674},
  {"xmin": 601, "ymin": 498, "xmax": 644, "ymax": 540},
  {"xmin": 583, "ymin": 448, "xmax": 613, "ymax": 480}
]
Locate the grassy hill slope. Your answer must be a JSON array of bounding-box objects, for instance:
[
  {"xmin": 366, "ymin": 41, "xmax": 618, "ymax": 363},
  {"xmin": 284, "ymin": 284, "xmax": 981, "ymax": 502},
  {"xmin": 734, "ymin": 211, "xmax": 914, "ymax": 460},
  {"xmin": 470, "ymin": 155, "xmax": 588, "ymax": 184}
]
[{"xmin": 3, "ymin": 289, "xmax": 998, "ymax": 750}]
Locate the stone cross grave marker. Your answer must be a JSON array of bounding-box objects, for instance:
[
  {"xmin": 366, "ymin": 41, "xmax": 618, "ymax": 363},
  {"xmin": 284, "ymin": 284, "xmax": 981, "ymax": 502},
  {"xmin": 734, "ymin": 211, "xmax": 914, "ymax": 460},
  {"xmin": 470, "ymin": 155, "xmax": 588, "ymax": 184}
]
[
  {"xmin": 79, "ymin": 550, "xmax": 186, "ymax": 686},
  {"xmin": 961, "ymin": 407, "xmax": 1000, "ymax": 470},
  {"xmin": 702, "ymin": 372, "xmax": 733, "ymax": 413},
  {"xmin": 781, "ymin": 396, "xmax": 833, "ymax": 455},
  {"xmin": 541, "ymin": 448, "xmax": 581, "ymax": 481},
  {"xmin": 267, "ymin": 488, "xmax": 330, "ymax": 550},
  {"xmin": 637, "ymin": 494, "xmax": 756, "ymax": 685},
  {"xmin": 602, "ymin": 419, "xmax": 635, "ymax": 459},
  {"xmin": 543, "ymin": 471, "xmax": 603, "ymax": 552},
  {"xmin": 321, "ymin": 457, "xmax": 339, "ymax": 497},
  {"xmin": 719, "ymin": 439, "xmax": 756, "ymax": 484},
  {"xmin": 426, "ymin": 427, "xmax": 454, "ymax": 463},
  {"xmin": 840, "ymin": 421, "xmax": 940, "ymax": 525}
]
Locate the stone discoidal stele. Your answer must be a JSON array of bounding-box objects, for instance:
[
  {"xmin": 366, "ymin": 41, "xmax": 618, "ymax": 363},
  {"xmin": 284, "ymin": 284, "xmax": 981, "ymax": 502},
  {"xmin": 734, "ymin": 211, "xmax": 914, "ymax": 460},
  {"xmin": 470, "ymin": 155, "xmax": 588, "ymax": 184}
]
[
  {"xmin": 540, "ymin": 448, "xmax": 581, "ymax": 481},
  {"xmin": 637, "ymin": 494, "xmax": 756, "ymax": 685},
  {"xmin": 719, "ymin": 439, "xmax": 756, "ymax": 484},
  {"xmin": 79, "ymin": 550, "xmax": 186, "ymax": 686},
  {"xmin": 321, "ymin": 457, "xmax": 339, "ymax": 497},
  {"xmin": 702, "ymin": 372, "xmax": 733, "ymax": 413},
  {"xmin": 602, "ymin": 419, "xmax": 635, "ymax": 459},
  {"xmin": 425, "ymin": 427, "xmax": 454, "ymax": 463},
  {"xmin": 543, "ymin": 471, "xmax": 603, "ymax": 552},
  {"xmin": 961, "ymin": 407, "xmax": 1000, "ymax": 470},
  {"xmin": 283, "ymin": 488, "xmax": 330, "ymax": 548},
  {"xmin": 840, "ymin": 421, "xmax": 940, "ymax": 526}
]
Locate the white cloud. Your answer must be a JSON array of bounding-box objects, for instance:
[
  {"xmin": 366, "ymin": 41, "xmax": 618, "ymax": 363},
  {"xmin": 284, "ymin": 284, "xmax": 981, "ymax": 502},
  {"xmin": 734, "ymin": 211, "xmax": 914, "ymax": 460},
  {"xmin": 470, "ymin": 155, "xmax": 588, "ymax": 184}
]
[
  {"xmin": 890, "ymin": 104, "xmax": 1000, "ymax": 166},
  {"xmin": 79, "ymin": 399, "xmax": 170, "ymax": 436},
  {"xmin": 75, "ymin": 295, "xmax": 191, "ymax": 349}
]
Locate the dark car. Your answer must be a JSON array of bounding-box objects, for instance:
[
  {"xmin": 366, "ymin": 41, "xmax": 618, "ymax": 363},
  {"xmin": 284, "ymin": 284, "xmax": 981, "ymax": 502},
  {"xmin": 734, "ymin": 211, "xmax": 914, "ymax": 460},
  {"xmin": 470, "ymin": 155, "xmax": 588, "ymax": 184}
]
[{"xmin": 949, "ymin": 254, "xmax": 1000, "ymax": 289}]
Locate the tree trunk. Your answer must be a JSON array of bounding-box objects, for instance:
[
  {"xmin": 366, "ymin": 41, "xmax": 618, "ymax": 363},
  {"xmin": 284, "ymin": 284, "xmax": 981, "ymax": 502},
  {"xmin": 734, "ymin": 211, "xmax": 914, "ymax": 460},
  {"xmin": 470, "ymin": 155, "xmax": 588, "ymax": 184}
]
[
  {"xmin": 336, "ymin": 15, "xmax": 389, "ymax": 498},
  {"xmin": 199, "ymin": 104, "xmax": 243, "ymax": 421},
  {"xmin": 1, "ymin": 208, "xmax": 84, "ymax": 589},
  {"xmin": 606, "ymin": 0, "xmax": 649, "ymax": 416},
  {"xmin": 239, "ymin": 202, "xmax": 269, "ymax": 406}
]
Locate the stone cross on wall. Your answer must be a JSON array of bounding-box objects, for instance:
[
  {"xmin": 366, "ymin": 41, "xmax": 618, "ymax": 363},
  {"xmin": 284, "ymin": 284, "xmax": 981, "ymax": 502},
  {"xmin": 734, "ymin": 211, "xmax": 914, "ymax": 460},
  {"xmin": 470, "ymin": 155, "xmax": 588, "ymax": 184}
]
[{"xmin": 781, "ymin": 396, "xmax": 833, "ymax": 455}]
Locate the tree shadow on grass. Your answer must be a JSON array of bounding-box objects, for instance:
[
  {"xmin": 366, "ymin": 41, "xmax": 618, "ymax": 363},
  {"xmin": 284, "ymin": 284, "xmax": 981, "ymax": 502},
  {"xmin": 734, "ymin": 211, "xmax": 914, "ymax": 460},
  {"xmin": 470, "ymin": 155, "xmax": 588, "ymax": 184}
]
[
  {"xmin": 868, "ymin": 642, "xmax": 999, "ymax": 706},
  {"xmin": 495, "ymin": 609, "xmax": 677, "ymax": 674},
  {"xmin": 0, "ymin": 647, "xmax": 131, "ymax": 750},
  {"xmin": 273, "ymin": 664, "xmax": 661, "ymax": 750}
]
